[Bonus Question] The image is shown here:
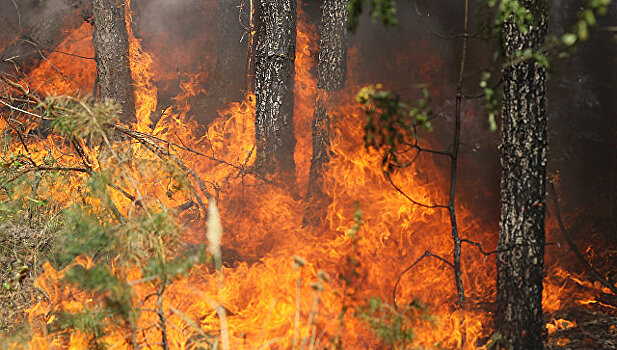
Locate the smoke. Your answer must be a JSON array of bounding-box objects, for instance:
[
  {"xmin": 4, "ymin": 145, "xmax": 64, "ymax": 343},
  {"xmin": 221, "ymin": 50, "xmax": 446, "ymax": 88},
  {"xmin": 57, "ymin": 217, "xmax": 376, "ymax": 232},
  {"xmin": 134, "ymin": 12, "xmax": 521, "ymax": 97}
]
[
  {"xmin": 0, "ymin": 0, "xmax": 82, "ymax": 50},
  {"xmin": 131, "ymin": 0, "xmax": 249, "ymax": 121}
]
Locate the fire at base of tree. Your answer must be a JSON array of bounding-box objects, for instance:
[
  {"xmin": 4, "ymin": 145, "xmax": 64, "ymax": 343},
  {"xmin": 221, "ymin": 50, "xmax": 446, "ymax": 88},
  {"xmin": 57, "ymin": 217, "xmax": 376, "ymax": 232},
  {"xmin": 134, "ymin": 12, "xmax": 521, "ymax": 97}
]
[{"xmin": 0, "ymin": 0, "xmax": 616, "ymax": 349}]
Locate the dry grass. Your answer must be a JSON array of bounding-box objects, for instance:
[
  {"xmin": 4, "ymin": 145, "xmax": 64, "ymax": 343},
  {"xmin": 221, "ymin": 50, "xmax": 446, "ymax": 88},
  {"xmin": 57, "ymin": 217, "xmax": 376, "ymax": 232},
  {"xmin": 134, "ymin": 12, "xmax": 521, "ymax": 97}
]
[{"xmin": 0, "ymin": 221, "xmax": 57, "ymax": 334}]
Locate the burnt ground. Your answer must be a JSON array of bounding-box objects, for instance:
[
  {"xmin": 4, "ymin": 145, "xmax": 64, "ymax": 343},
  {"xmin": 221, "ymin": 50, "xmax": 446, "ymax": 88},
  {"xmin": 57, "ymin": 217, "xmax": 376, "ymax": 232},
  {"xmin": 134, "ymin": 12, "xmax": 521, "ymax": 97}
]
[{"xmin": 546, "ymin": 302, "xmax": 617, "ymax": 349}]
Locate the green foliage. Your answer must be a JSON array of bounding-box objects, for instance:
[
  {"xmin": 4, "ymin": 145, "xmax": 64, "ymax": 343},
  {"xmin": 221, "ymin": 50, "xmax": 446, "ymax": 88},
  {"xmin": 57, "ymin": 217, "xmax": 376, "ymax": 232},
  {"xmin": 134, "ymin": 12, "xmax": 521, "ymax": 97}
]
[
  {"xmin": 48, "ymin": 96, "xmax": 120, "ymax": 140},
  {"xmin": 50, "ymin": 195, "xmax": 207, "ymax": 343},
  {"xmin": 51, "ymin": 206, "xmax": 113, "ymax": 268},
  {"xmin": 144, "ymin": 244, "xmax": 210, "ymax": 281},
  {"xmin": 488, "ymin": 0, "xmax": 535, "ymax": 34},
  {"xmin": 482, "ymin": 0, "xmax": 612, "ymax": 130},
  {"xmin": 561, "ymin": 0, "xmax": 612, "ymax": 47},
  {"xmin": 64, "ymin": 264, "xmax": 133, "ymax": 318},
  {"xmin": 1, "ymin": 261, "xmax": 29, "ymax": 292},
  {"xmin": 0, "ymin": 94, "xmax": 216, "ymax": 346},
  {"xmin": 347, "ymin": 0, "xmax": 397, "ymax": 32},
  {"xmin": 357, "ymin": 297, "xmax": 434, "ymax": 349},
  {"xmin": 480, "ymin": 72, "xmax": 501, "ymax": 132},
  {"xmin": 356, "ymin": 84, "xmax": 433, "ymax": 165},
  {"xmin": 346, "ymin": 202, "xmax": 364, "ymax": 239},
  {"xmin": 53, "ymin": 309, "xmax": 109, "ymax": 344}
]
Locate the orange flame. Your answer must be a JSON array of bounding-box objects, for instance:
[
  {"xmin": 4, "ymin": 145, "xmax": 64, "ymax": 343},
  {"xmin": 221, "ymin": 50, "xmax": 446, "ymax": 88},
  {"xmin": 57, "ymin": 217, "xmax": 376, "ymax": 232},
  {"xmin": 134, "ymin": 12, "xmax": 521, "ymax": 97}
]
[{"xmin": 0, "ymin": 4, "xmax": 609, "ymax": 350}]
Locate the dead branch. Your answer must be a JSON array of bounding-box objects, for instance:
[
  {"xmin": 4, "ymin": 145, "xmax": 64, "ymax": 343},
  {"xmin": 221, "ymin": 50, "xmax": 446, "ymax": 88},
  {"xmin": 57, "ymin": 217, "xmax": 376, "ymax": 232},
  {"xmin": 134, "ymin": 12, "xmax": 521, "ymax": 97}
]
[
  {"xmin": 383, "ymin": 169, "xmax": 448, "ymax": 209},
  {"xmin": 392, "ymin": 250, "xmax": 454, "ymax": 311}
]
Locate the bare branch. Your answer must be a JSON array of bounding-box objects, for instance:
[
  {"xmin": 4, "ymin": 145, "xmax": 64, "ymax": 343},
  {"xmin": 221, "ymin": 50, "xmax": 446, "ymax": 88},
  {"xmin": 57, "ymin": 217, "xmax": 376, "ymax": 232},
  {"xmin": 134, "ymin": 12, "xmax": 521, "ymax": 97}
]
[
  {"xmin": 383, "ymin": 169, "xmax": 448, "ymax": 209},
  {"xmin": 392, "ymin": 250, "xmax": 454, "ymax": 311}
]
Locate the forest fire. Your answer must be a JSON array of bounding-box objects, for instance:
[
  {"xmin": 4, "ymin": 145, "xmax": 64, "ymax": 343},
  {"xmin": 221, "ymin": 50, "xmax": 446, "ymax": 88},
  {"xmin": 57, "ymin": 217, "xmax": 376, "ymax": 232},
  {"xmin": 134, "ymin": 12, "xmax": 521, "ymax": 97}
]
[{"xmin": 0, "ymin": 0, "xmax": 616, "ymax": 349}]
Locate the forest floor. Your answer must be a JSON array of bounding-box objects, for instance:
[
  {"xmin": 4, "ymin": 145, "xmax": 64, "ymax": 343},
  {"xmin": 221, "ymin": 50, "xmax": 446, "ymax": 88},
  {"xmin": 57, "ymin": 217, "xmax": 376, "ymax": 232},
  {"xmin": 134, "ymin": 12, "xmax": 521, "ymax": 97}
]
[{"xmin": 546, "ymin": 305, "xmax": 617, "ymax": 349}]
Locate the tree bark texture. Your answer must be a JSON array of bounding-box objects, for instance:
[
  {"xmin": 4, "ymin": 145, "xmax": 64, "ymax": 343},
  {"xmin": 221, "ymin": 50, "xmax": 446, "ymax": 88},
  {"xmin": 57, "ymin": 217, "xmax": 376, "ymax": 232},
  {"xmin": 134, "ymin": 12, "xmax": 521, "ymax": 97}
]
[
  {"xmin": 303, "ymin": 91, "xmax": 331, "ymax": 226},
  {"xmin": 92, "ymin": 0, "xmax": 135, "ymax": 121},
  {"xmin": 0, "ymin": 0, "xmax": 92, "ymax": 76},
  {"xmin": 253, "ymin": 0, "xmax": 297, "ymax": 178},
  {"xmin": 307, "ymin": 91, "xmax": 331, "ymax": 200},
  {"xmin": 316, "ymin": 0, "xmax": 348, "ymax": 91},
  {"xmin": 309, "ymin": 0, "xmax": 349, "ymax": 188},
  {"xmin": 305, "ymin": 0, "xmax": 348, "ymax": 224},
  {"xmin": 496, "ymin": 1, "xmax": 548, "ymax": 349}
]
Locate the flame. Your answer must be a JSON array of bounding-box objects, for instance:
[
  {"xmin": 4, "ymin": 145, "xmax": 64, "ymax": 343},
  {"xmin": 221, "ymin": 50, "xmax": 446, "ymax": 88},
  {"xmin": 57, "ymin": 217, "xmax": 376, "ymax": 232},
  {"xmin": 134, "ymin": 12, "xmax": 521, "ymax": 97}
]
[
  {"xmin": 27, "ymin": 22, "xmax": 96, "ymax": 95},
  {"xmin": 0, "ymin": 3, "xmax": 611, "ymax": 350},
  {"xmin": 546, "ymin": 318, "xmax": 577, "ymax": 334},
  {"xmin": 293, "ymin": 9, "xmax": 317, "ymax": 195}
]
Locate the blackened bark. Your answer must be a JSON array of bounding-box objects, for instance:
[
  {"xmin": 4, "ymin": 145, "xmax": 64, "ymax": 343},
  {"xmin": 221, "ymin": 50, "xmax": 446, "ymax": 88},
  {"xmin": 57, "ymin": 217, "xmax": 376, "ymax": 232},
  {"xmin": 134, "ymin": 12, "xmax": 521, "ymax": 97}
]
[
  {"xmin": 92, "ymin": 0, "xmax": 135, "ymax": 121},
  {"xmin": 496, "ymin": 1, "xmax": 548, "ymax": 349},
  {"xmin": 253, "ymin": 0, "xmax": 297, "ymax": 178},
  {"xmin": 0, "ymin": 0, "xmax": 92, "ymax": 76},
  {"xmin": 306, "ymin": 91, "xmax": 331, "ymax": 200},
  {"xmin": 305, "ymin": 0, "xmax": 348, "ymax": 225}
]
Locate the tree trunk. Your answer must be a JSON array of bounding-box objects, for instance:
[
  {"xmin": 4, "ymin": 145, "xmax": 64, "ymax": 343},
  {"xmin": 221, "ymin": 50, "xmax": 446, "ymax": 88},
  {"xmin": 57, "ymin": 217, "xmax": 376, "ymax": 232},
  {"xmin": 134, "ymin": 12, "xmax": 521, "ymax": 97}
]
[
  {"xmin": 496, "ymin": 1, "xmax": 548, "ymax": 349},
  {"xmin": 316, "ymin": 0, "xmax": 348, "ymax": 92},
  {"xmin": 253, "ymin": 0, "xmax": 297, "ymax": 179},
  {"xmin": 92, "ymin": 0, "xmax": 135, "ymax": 121},
  {"xmin": 304, "ymin": 0, "xmax": 348, "ymax": 225},
  {"xmin": 0, "ymin": 0, "xmax": 92, "ymax": 76}
]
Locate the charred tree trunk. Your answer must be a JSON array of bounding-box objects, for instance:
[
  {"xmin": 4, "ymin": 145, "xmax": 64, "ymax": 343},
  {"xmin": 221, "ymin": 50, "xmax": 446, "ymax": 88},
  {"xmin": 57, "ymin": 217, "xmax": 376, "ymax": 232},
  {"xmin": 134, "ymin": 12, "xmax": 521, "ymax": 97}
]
[
  {"xmin": 92, "ymin": 0, "xmax": 135, "ymax": 121},
  {"xmin": 316, "ymin": 0, "xmax": 348, "ymax": 92},
  {"xmin": 307, "ymin": 92, "xmax": 332, "ymax": 199},
  {"xmin": 0, "ymin": 0, "xmax": 92, "ymax": 76},
  {"xmin": 304, "ymin": 0, "xmax": 348, "ymax": 225},
  {"xmin": 253, "ymin": 0, "xmax": 297, "ymax": 179},
  {"xmin": 496, "ymin": 1, "xmax": 548, "ymax": 349}
]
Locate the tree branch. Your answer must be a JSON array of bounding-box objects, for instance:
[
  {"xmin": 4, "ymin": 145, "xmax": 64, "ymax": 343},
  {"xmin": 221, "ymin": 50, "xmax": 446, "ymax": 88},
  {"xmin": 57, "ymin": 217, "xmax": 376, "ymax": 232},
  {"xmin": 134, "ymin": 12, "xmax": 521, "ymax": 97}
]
[{"xmin": 392, "ymin": 250, "xmax": 454, "ymax": 311}]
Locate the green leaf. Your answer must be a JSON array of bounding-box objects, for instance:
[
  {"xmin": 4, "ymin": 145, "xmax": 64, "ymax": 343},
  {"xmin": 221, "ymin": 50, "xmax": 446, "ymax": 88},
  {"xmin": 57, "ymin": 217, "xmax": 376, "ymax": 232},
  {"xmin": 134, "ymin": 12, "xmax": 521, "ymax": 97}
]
[
  {"xmin": 488, "ymin": 113, "xmax": 498, "ymax": 132},
  {"xmin": 561, "ymin": 33, "xmax": 578, "ymax": 47},
  {"xmin": 577, "ymin": 20, "xmax": 589, "ymax": 41},
  {"xmin": 583, "ymin": 9, "xmax": 596, "ymax": 26}
]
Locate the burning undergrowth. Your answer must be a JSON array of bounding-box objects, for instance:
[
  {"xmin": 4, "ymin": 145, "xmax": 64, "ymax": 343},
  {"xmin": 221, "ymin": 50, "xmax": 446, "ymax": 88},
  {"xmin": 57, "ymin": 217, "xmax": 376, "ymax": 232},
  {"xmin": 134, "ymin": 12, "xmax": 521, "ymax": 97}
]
[{"xmin": 0, "ymin": 1, "xmax": 616, "ymax": 349}]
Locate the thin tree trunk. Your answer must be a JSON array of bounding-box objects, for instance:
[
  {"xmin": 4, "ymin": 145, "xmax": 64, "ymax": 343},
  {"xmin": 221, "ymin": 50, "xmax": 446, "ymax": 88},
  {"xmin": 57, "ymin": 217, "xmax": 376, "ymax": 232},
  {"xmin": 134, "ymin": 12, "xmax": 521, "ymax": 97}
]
[
  {"xmin": 304, "ymin": 0, "xmax": 348, "ymax": 225},
  {"xmin": 253, "ymin": 0, "xmax": 297, "ymax": 179},
  {"xmin": 496, "ymin": 1, "xmax": 548, "ymax": 349},
  {"xmin": 306, "ymin": 92, "xmax": 332, "ymax": 199},
  {"xmin": 92, "ymin": 0, "xmax": 135, "ymax": 121},
  {"xmin": 0, "ymin": 0, "xmax": 92, "ymax": 76}
]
